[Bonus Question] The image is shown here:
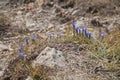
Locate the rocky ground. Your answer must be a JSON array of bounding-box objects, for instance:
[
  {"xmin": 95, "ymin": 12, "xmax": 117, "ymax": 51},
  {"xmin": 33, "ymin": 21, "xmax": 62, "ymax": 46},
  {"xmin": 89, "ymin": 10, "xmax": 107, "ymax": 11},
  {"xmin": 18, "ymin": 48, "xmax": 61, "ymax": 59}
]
[{"xmin": 0, "ymin": 0, "xmax": 120, "ymax": 80}]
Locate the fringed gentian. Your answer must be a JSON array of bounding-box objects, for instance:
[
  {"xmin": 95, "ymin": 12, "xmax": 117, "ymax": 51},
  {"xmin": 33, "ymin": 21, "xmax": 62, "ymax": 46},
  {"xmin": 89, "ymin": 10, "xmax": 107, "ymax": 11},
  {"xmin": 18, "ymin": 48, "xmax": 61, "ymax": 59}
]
[
  {"xmin": 48, "ymin": 34, "xmax": 53, "ymax": 39},
  {"xmin": 24, "ymin": 38, "xmax": 29, "ymax": 46},
  {"xmin": 75, "ymin": 27, "xmax": 80, "ymax": 34},
  {"xmin": 72, "ymin": 22, "xmax": 76, "ymax": 29},
  {"xmin": 86, "ymin": 32, "xmax": 91, "ymax": 39},
  {"xmin": 31, "ymin": 35, "xmax": 36, "ymax": 41},
  {"xmin": 75, "ymin": 27, "xmax": 83, "ymax": 34},
  {"xmin": 80, "ymin": 27, "xmax": 83, "ymax": 33},
  {"xmin": 17, "ymin": 51, "xmax": 27, "ymax": 58},
  {"xmin": 82, "ymin": 27, "xmax": 87, "ymax": 34},
  {"xmin": 18, "ymin": 44, "xmax": 23, "ymax": 52},
  {"xmin": 100, "ymin": 32, "xmax": 107, "ymax": 39}
]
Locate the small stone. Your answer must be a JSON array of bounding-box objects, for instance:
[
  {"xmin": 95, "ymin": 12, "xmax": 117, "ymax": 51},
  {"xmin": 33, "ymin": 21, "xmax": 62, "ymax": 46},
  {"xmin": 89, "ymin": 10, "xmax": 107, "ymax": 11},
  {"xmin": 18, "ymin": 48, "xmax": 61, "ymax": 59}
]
[
  {"xmin": 0, "ymin": 44, "xmax": 13, "ymax": 51},
  {"xmin": 0, "ymin": 71, "xmax": 4, "ymax": 77},
  {"xmin": 26, "ymin": 76, "xmax": 33, "ymax": 80},
  {"xmin": 32, "ymin": 47, "xmax": 66, "ymax": 68}
]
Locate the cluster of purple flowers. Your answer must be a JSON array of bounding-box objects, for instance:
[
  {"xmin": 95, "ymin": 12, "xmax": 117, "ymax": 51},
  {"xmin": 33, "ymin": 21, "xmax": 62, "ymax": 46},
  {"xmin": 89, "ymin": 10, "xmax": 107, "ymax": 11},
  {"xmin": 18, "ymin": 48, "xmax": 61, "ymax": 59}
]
[
  {"xmin": 72, "ymin": 22, "xmax": 106, "ymax": 39},
  {"xmin": 17, "ymin": 35, "xmax": 36, "ymax": 58},
  {"xmin": 18, "ymin": 43, "xmax": 27, "ymax": 58},
  {"xmin": 72, "ymin": 22, "xmax": 92, "ymax": 39}
]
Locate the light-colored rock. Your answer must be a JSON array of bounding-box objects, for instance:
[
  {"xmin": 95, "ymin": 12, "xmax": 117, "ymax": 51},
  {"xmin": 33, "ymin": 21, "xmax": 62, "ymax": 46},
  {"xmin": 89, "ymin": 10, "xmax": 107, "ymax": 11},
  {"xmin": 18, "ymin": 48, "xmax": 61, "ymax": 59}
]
[
  {"xmin": 26, "ymin": 76, "xmax": 33, "ymax": 80},
  {"xmin": 25, "ymin": 18, "xmax": 36, "ymax": 27},
  {"xmin": 0, "ymin": 71, "xmax": 4, "ymax": 77},
  {"xmin": 17, "ymin": 11, "xmax": 22, "ymax": 15},
  {"xmin": 0, "ymin": 44, "xmax": 12, "ymax": 51},
  {"xmin": 33, "ymin": 47, "xmax": 66, "ymax": 68}
]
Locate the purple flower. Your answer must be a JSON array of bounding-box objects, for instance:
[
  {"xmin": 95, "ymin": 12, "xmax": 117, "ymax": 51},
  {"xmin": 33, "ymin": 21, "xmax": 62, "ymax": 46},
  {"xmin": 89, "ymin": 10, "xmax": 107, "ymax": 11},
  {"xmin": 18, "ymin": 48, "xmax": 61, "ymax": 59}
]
[
  {"xmin": 82, "ymin": 27, "xmax": 87, "ymax": 36},
  {"xmin": 75, "ymin": 27, "xmax": 83, "ymax": 34},
  {"xmin": 82, "ymin": 27, "xmax": 87, "ymax": 31},
  {"xmin": 72, "ymin": 22, "xmax": 76, "ymax": 29},
  {"xmin": 48, "ymin": 34, "xmax": 53, "ymax": 38},
  {"xmin": 17, "ymin": 52, "xmax": 27, "ymax": 58},
  {"xmin": 24, "ymin": 38, "xmax": 29, "ymax": 46},
  {"xmin": 31, "ymin": 35, "xmax": 36, "ymax": 41},
  {"xmin": 75, "ymin": 27, "xmax": 80, "ymax": 33},
  {"xmin": 82, "ymin": 27, "xmax": 87, "ymax": 32},
  {"xmin": 100, "ymin": 32, "xmax": 107, "ymax": 39},
  {"xmin": 18, "ymin": 44, "xmax": 23, "ymax": 52},
  {"xmin": 86, "ymin": 32, "xmax": 91, "ymax": 39}
]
